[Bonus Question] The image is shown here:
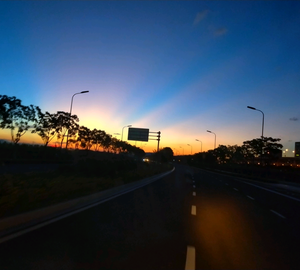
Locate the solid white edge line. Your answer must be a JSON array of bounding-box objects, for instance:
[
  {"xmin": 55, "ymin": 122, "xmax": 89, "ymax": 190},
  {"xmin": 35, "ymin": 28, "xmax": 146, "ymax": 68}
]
[
  {"xmin": 193, "ymin": 192, "xmax": 196, "ymax": 196},
  {"xmin": 233, "ymin": 188, "xmax": 238, "ymax": 191},
  {"xmin": 197, "ymin": 168, "xmax": 300, "ymax": 202},
  {"xmin": 237, "ymin": 180, "xmax": 300, "ymax": 202},
  {"xmin": 270, "ymin": 209, "xmax": 286, "ymax": 219},
  {"xmin": 247, "ymin": 195, "xmax": 255, "ymax": 200},
  {"xmin": 191, "ymin": 205, "xmax": 196, "ymax": 215},
  {"xmin": 185, "ymin": 245, "xmax": 195, "ymax": 270}
]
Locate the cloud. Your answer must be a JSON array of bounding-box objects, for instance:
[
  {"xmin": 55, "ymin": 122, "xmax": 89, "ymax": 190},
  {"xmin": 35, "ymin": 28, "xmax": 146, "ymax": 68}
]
[
  {"xmin": 193, "ymin": 10, "xmax": 209, "ymax": 25},
  {"xmin": 290, "ymin": 117, "xmax": 298, "ymax": 121},
  {"xmin": 214, "ymin": 27, "xmax": 228, "ymax": 36}
]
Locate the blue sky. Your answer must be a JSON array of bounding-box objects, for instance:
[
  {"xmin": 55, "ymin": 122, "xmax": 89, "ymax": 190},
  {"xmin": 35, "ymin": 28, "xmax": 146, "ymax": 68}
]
[{"xmin": 1, "ymin": 1, "xmax": 300, "ymax": 155}]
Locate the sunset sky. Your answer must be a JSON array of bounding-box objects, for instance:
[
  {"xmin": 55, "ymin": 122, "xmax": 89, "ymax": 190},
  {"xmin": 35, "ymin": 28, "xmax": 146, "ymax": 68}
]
[{"xmin": 1, "ymin": 1, "xmax": 299, "ymax": 156}]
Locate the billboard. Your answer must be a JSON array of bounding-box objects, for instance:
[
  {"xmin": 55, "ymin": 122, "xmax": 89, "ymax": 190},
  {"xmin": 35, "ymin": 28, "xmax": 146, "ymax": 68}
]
[{"xmin": 128, "ymin": 128, "xmax": 149, "ymax": 142}]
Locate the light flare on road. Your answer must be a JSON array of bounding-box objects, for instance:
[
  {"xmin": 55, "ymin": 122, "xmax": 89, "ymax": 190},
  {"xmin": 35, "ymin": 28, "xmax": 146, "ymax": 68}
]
[{"xmin": 195, "ymin": 197, "xmax": 267, "ymax": 269}]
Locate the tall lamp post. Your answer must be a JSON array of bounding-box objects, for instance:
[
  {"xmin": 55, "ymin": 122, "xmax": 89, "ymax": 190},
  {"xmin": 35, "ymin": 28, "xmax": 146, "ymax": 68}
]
[
  {"xmin": 180, "ymin": 146, "xmax": 184, "ymax": 155},
  {"xmin": 195, "ymin": 139, "xmax": 202, "ymax": 152},
  {"xmin": 121, "ymin": 125, "xmax": 132, "ymax": 141},
  {"xmin": 66, "ymin": 90, "xmax": 89, "ymax": 149},
  {"xmin": 247, "ymin": 106, "xmax": 264, "ymax": 139},
  {"xmin": 187, "ymin": 144, "xmax": 192, "ymax": 155},
  {"xmin": 247, "ymin": 106, "xmax": 265, "ymax": 161},
  {"xmin": 207, "ymin": 130, "xmax": 216, "ymax": 149}
]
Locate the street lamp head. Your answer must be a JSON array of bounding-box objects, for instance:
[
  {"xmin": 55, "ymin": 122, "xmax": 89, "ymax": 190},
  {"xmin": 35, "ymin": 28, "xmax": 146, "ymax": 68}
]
[
  {"xmin": 247, "ymin": 106, "xmax": 256, "ymax": 110},
  {"xmin": 81, "ymin": 90, "xmax": 89, "ymax": 93},
  {"xmin": 187, "ymin": 144, "xmax": 190, "ymax": 146},
  {"xmin": 207, "ymin": 130, "xmax": 211, "ymax": 133},
  {"xmin": 128, "ymin": 125, "xmax": 132, "ymax": 127}
]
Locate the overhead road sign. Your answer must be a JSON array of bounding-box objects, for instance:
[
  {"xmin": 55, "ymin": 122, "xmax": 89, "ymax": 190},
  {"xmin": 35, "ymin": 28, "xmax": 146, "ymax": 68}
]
[{"xmin": 128, "ymin": 128, "xmax": 149, "ymax": 142}]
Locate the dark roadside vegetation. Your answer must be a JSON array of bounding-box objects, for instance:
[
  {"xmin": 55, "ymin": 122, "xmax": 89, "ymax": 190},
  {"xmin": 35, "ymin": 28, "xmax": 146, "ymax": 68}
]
[
  {"xmin": 0, "ymin": 142, "xmax": 174, "ymax": 219},
  {"xmin": 0, "ymin": 94, "xmax": 173, "ymax": 219},
  {"xmin": 182, "ymin": 142, "xmax": 300, "ymax": 184}
]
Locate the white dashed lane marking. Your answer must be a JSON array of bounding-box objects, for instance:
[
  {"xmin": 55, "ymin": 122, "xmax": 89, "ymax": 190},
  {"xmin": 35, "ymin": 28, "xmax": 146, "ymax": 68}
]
[
  {"xmin": 185, "ymin": 246, "xmax": 195, "ymax": 270},
  {"xmin": 193, "ymin": 192, "xmax": 196, "ymax": 196},
  {"xmin": 247, "ymin": 195, "xmax": 255, "ymax": 200},
  {"xmin": 270, "ymin": 209, "xmax": 286, "ymax": 219},
  {"xmin": 191, "ymin": 205, "xmax": 196, "ymax": 216}
]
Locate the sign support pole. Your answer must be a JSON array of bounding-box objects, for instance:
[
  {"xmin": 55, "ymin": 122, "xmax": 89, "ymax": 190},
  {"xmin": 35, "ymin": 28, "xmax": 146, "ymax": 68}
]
[{"xmin": 157, "ymin": 131, "xmax": 161, "ymax": 152}]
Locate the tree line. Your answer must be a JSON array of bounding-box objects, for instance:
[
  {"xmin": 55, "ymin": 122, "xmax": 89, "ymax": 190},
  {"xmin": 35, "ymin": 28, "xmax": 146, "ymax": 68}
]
[
  {"xmin": 0, "ymin": 95, "xmax": 144, "ymax": 156},
  {"xmin": 192, "ymin": 137, "xmax": 283, "ymax": 165}
]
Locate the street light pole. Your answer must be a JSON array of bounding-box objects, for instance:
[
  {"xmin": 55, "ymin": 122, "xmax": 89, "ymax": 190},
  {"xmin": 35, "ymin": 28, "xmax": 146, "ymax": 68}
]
[
  {"xmin": 207, "ymin": 130, "xmax": 216, "ymax": 149},
  {"xmin": 121, "ymin": 125, "xmax": 132, "ymax": 141},
  {"xmin": 195, "ymin": 139, "xmax": 202, "ymax": 152},
  {"xmin": 187, "ymin": 144, "xmax": 192, "ymax": 155},
  {"xmin": 247, "ymin": 106, "xmax": 265, "ymax": 162},
  {"xmin": 66, "ymin": 90, "xmax": 89, "ymax": 149},
  {"xmin": 247, "ymin": 106, "xmax": 264, "ymax": 139}
]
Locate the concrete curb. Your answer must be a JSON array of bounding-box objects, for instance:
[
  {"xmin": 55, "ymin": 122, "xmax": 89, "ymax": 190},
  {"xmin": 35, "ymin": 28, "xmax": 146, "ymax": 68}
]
[{"xmin": 0, "ymin": 167, "xmax": 175, "ymax": 241}]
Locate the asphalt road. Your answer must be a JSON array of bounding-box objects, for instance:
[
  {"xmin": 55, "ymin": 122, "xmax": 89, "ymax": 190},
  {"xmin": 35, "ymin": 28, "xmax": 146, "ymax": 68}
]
[{"xmin": 1, "ymin": 164, "xmax": 300, "ymax": 269}]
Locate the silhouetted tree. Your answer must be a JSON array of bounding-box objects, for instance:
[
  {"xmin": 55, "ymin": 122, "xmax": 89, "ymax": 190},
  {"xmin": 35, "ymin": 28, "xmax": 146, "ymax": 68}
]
[
  {"xmin": 54, "ymin": 111, "xmax": 79, "ymax": 148},
  {"xmin": 262, "ymin": 137, "xmax": 283, "ymax": 160},
  {"xmin": 229, "ymin": 145, "xmax": 247, "ymax": 163},
  {"xmin": 243, "ymin": 138, "xmax": 264, "ymax": 158},
  {"xmin": 214, "ymin": 145, "xmax": 228, "ymax": 163},
  {"xmin": 243, "ymin": 137, "xmax": 282, "ymax": 159},
  {"xmin": 33, "ymin": 111, "xmax": 61, "ymax": 146},
  {"xmin": 77, "ymin": 126, "xmax": 93, "ymax": 150},
  {"xmin": 101, "ymin": 132, "xmax": 112, "ymax": 152},
  {"xmin": 152, "ymin": 147, "xmax": 173, "ymax": 163},
  {"xmin": 0, "ymin": 95, "xmax": 39, "ymax": 144},
  {"xmin": 91, "ymin": 129, "xmax": 106, "ymax": 151}
]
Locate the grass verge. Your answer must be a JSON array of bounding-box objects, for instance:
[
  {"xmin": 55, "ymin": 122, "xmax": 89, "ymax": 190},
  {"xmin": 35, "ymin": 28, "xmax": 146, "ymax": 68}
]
[{"xmin": 0, "ymin": 161, "xmax": 172, "ymax": 219}]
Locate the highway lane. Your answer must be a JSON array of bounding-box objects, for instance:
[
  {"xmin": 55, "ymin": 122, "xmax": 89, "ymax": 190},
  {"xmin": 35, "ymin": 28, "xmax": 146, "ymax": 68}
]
[
  {"xmin": 190, "ymin": 168, "xmax": 300, "ymax": 269},
  {"xmin": 1, "ymin": 164, "xmax": 300, "ymax": 269}
]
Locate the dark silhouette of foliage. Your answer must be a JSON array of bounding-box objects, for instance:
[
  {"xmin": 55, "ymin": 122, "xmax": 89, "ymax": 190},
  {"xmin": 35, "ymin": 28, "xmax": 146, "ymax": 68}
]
[
  {"xmin": 243, "ymin": 137, "xmax": 282, "ymax": 158},
  {"xmin": 77, "ymin": 125, "xmax": 93, "ymax": 150},
  {"xmin": 0, "ymin": 95, "xmax": 40, "ymax": 144},
  {"xmin": 54, "ymin": 111, "xmax": 79, "ymax": 148},
  {"xmin": 152, "ymin": 147, "xmax": 174, "ymax": 163},
  {"xmin": 0, "ymin": 94, "xmax": 146, "ymax": 158},
  {"xmin": 33, "ymin": 111, "xmax": 64, "ymax": 146}
]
